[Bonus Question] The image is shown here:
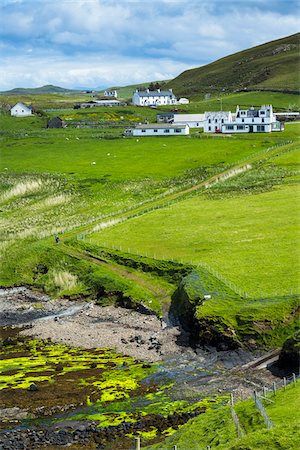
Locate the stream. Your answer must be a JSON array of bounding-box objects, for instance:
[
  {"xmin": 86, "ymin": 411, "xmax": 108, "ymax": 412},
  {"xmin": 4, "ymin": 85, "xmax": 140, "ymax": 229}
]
[{"xmin": 0, "ymin": 287, "xmax": 279, "ymax": 449}]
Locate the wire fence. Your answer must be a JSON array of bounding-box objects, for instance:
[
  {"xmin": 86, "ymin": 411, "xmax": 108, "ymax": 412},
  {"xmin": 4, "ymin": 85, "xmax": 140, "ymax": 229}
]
[{"xmin": 131, "ymin": 374, "xmax": 298, "ymax": 449}]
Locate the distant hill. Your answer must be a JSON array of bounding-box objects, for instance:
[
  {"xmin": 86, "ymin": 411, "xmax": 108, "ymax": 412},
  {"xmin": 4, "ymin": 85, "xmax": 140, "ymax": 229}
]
[
  {"xmin": 166, "ymin": 33, "xmax": 300, "ymax": 98},
  {"xmin": 0, "ymin": 85, "xmax": 82, "ymax": 95}
]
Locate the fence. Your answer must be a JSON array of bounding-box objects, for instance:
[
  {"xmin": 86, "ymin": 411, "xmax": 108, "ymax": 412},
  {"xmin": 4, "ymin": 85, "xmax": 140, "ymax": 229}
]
[{"xmin": 131, "ymin": 373, "xmax": 298, "ymax": 449}]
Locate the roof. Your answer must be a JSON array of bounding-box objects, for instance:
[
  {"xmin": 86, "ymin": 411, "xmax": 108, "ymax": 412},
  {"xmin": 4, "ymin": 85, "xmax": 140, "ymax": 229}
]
[
  {"xmin": 204, "ymin": 111, "xmax": 231, "ymax": 119},
  {"xmin": 173, "ymin": 114, "xmax": 205, "ymax": 121},
  {"xmin": 135, "ymin": 123, "xmax": 188, "ymax": 130},
  {"xmin": 134, "ymin": 90, "xmax": 176, "ymax": 98},
  {"xmin": 156, "ymin": 113, "xmax": 175, "ymax": 117},
  {"xmin": 12, "ymin": 102, "xmax": 32, "ymax": 110}
]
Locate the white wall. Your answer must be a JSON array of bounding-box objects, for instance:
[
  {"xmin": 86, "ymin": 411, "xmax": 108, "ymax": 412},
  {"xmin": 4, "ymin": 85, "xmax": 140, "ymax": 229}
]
[
  {"xmin": 11, "ymin": 104, "xmax": 32, "ymax": 117},
  {"xmin": 133, "ymin": 126, "xmax": 189, "ymax": 136},
  {"xmin": 173, "ymin": 114, "xmax": 204, "ymax": 128}
]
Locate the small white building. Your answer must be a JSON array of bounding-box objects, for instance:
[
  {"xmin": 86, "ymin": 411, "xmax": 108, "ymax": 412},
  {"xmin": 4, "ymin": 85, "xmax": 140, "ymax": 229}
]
[
  {"xmin": 222, "ymin": 105, "xmax": 283, "ymax": 133},
  {"xmin": 126, "ymin": 123, "xmax": 189, "ymax": 136},
  {"xmin": 132, "ymin": 89, "xmax": 177, "ymax": 106},
  {"xmin": 203, "ymin": 111, "xmax": 232, "ymax": 133},
  {"xmin": 173, "ymin": 113, "xmax": 205, "ymax": 128},
  {"xmin": 10, "ymin": 102, "xmax": 33, "ymax": 117},
  {"xmin": 178, "ymin": 98, "xmax": 189, "ymax": 105},
  {"xmin": 104, "ymin": 90, "xmax": 118, "ymax": 98}
]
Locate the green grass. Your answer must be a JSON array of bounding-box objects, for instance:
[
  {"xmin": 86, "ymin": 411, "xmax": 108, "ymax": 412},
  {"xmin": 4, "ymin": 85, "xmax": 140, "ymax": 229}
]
[
  {"xmin": 89, "ymin": 182, "xmax": 299, "ymax": 298},
  {"xmin": 145, "ymin": 382, "xmax": 300, "ymax": 450},
  {"xmin": 162, "ymin": 91, "xmax": 300, "ymax": 114}
]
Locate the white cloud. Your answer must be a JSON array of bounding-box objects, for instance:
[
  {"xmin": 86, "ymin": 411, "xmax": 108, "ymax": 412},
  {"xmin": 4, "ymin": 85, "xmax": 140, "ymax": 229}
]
[
  {"xmin": 0, "ymin": 0, "xmax": 299, "ymax": 89},
  {"xmin": 0, "ymin": 53, "xmax": 189, "ymax": 90}
]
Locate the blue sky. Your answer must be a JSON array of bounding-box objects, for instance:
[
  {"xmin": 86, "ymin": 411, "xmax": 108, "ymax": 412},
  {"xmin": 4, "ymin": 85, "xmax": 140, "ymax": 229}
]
[{"xmin": 0, "ymin": 0, "xmax": 299, "ymax": 90}]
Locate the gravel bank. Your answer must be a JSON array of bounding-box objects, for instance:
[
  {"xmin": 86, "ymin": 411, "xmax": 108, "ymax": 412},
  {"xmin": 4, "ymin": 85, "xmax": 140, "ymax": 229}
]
[{"xmin": 0, "ymin": 287, "xmax": 182, "ymax": 362}]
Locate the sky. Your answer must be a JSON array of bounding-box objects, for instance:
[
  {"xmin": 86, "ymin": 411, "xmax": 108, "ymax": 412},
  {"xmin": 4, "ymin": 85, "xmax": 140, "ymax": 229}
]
[{"xmin": 0, "ymin": 0, "xmax": 299, "ymax": 90}]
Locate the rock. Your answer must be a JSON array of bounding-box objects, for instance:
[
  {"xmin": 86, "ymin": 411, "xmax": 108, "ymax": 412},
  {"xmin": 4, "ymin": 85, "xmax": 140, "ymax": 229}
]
[
  {"xmin": 90, "ymin": 362, "xmax": 97, "ymax": 369},
  {"xmin": 28, "ymin": 383, "xmax": 39, "ymax": 392},
  {"xmin": 278, "ymin": 331, "xmax": 300, "ymax": 374},
  {"xmin": 55, "ymin": 363, "xmax": 64, "ymax": 372}
]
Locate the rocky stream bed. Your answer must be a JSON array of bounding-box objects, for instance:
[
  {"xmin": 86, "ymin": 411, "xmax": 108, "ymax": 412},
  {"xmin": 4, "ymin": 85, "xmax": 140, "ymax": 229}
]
[{"xmin": 0, "ymin": 287, "xmax": 281, "ymax": 449}]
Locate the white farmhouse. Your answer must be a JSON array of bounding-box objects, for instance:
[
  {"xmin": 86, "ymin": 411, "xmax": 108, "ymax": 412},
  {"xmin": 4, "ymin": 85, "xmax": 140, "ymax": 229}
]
[
  {"xmin": 173, "ymin": 113, "xmax": 205, "ymax": 128},
  {"xmin": 222, "ymin": 105, "xmax": 283, "ymax": 133},
  {"xmin": 10, "ymin": 102, "xmax": 33, "ymax": 117},
  {"xmin": 104, "ymin": 90, "xmax": 117, "ymax": 98},
  {"xmin": 203, "ymin": 111, "xmax": 232, "ymax": 133},
  {"xmin": 126, "ymin": 123, "xmax": 189, "ymax": 136},
  {"xmin": 132, "ymin": 89, "xmax": 177, "ymax": 106}
]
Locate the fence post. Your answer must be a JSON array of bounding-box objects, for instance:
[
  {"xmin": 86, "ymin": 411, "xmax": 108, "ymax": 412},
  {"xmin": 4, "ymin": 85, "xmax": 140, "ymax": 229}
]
[
  {"xmin": 292, "ymin": 373, "xmax": 296, "ymax": 386},
  {"xmin": 273, "ymin": 382, "xmax": 276, "ymax": 396},
  {"xmin": 283, "ymin": 377, "xmax": 287, "ymax": 391},
  {"xmin": 135, "ymin": 437, "xmax": 141, "ymax": 450},
  {"xmin": 263, "ymin": 386, "xmax": 267, "ymax": 397},
  {"xmin": 230, "ymin": 393, "xmax": 234, "ymax": 406}
]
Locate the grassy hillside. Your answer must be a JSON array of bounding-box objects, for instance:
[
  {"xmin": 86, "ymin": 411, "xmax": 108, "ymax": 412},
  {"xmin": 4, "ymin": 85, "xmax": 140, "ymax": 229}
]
[
  {"xmin": 0, "ymin": 106, "xmax": 299, "ymax": 347},
  {"xmin": 145, "ymin": 381, "xmax": 300, "ymax": 450},
  {"xmin": 166, "ymin": 33, "xmax": 300, "ymax": 97}
]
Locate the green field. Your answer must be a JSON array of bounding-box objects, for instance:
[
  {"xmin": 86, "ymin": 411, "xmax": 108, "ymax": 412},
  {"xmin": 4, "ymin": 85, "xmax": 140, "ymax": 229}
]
[
  {"xmin": 0, "ymin": 99, "xmax": 299, "ymax": 345},
  {"xmin": 89, "ymin": 181, "xmax": 299, "ymax": 297}
]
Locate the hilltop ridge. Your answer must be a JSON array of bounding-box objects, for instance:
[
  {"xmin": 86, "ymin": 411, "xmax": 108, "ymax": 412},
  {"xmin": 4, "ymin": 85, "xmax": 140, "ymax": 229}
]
[{"xmin": 165, "ymin": 33, "xmax": 300, "ymax": 98}]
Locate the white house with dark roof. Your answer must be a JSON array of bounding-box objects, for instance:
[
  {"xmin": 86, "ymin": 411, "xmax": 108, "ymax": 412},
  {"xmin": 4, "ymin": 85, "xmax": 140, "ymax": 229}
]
[
  {"xmin": 10, "ymin": 102, "xmax": 33, "ymax": 117},
  {"xmin": 125, "ymin": 123, "xmax": 189, "ymax": 136},
  {"xmin": 104, "ymin": 90, "xmax": 117, "ymax": 98},
  {"xmin": 221, "ymin": 105, "xmax": 283, "ymax": 133},
  {"xmin": 132, "ymin": 89, "xmax": 177, "ymax": 106}
]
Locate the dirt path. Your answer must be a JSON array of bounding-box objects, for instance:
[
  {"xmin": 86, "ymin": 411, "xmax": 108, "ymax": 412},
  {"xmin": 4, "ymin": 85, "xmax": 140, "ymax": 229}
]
[
  {"xmin": 61, "ymin": 244, "xmax": 172, "ymax": 316},
  {"xmin": 61, "ymin": 140, "xmax": 293, "ymax": 240}
]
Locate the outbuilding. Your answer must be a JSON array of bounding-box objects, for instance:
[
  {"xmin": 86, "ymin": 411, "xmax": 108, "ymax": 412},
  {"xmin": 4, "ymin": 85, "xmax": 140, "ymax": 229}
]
[
  {"xmin": 47, "ymin": 117, "xmax": 65, "ymax": 128},
  {"xmin": 127, "ymin": 123, "xmax": 190, "ymax": 136},
  {"xmin": 173, "ymin": 113, "xmax": 205, "ymax": 128}
]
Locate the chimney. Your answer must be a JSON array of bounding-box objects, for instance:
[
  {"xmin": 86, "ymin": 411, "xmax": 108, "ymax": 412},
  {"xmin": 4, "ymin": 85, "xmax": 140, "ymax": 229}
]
[
  {"xmin": 157, "ymin": 88, "xmax": 160, "ymax": 93},
  {"xmin": 146, "ymin": 89, "xmax": 150, "ymax": 93},
  {"xmin": 169, "ymin": 88, "xmax": 173, "ymax": 93}
]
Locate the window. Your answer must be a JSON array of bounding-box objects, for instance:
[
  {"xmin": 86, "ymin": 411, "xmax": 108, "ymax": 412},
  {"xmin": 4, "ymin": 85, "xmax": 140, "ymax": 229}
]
[
  {"xmin": 252, "ymin": 119, "xmax": 254, "ymax": 122},
  {"xmin": 262, "ymin": 118, "xmax": 265, "ymax": 123},
  {"xmin": 208, "ymin": 119, "xmax": 211, "ymax": 123},
  {"xmin": 257, "ymin": 125, "xmax": 265, "ymax": 132},
  {"xmin": 164, "ymin": 129, "xmax": 170, "ymax": 133},
  {"xmin": 154, "ymin": 129, "xmax": 158, "ymax": 132},
  {"xmin": 221, "ymin": 119, "xmax": 224, "ymax": 123},
  {"xmin": 215, "ymin": 119, "xmax": 218, "ymax": 123},
  {"xmin": 227, "ymin": 125, "xmax": 234, "ymax": 130},
  {"xmin": 237, "ymin": 125, "xmax": 244, "ymax": 130},
  {"xmin": 175, "ymin": 129, "xmax": 182, "ymax": 133},
  {"xmin": 242, "ymin": 119, "xmax": 244, "ymax": 123},
  {"xmin": 208, "ymin": 126, "xmax": 211, "ymax": 131},
  {"xmin": 141, "ymin": 129, "xmax": 146, "ymax": 133}
]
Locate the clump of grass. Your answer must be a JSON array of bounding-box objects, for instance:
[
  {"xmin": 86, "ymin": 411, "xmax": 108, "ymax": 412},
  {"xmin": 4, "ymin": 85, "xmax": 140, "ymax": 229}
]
[
  {"xmin": 52, "ymin": 270, "xmax": 78, "ymax": 291},
  {"xmin": 1, "ymin": 178, "xmax": 44, "ymax": 201}
]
